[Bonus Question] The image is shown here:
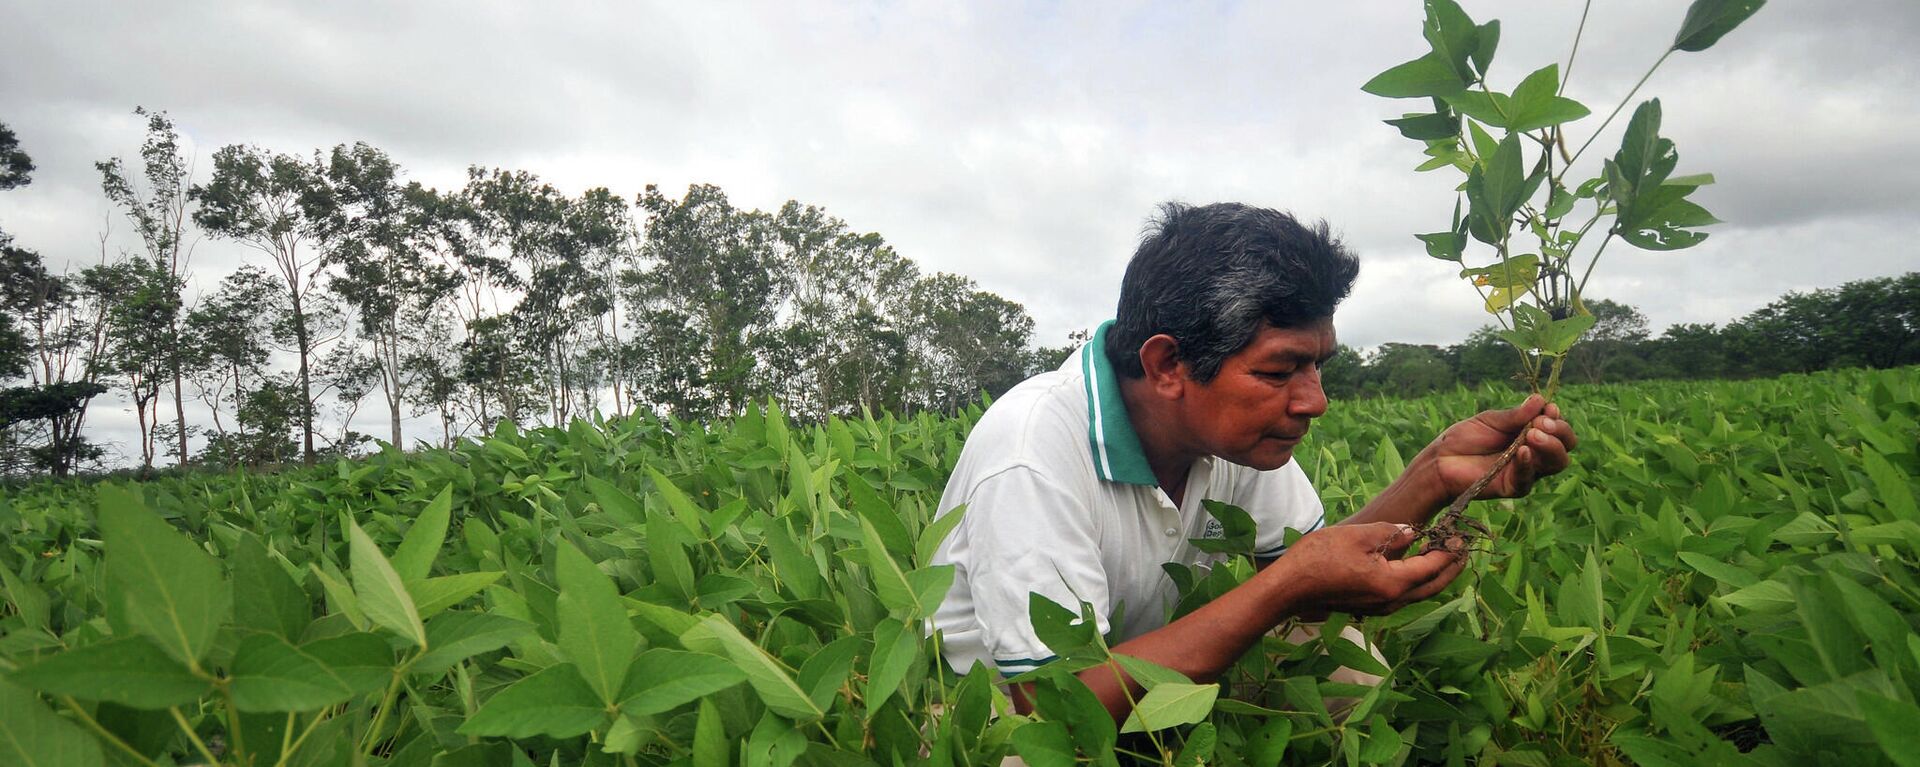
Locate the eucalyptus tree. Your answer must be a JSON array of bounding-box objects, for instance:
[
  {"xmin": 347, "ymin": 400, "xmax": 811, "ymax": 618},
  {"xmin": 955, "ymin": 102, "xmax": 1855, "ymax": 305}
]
[
  {"xmin": 467, "ymin": 170, "xmax": 625, "ymax": 424},
  {"xmin": 182, "ymin": 265, "xmax": 287, "ymax": 445},
  {"xmin": 78, "ymin": 256, "xmax": 178, "ymax": 468},
  {"xmin": 1, "ymin": 248, "xmax": 108, "ymax": 476},
  {"xmin": 629, "ymin": 184, "xmax": 784, "ymax": 419},
  {"xmin": 766, "ymin": 201, "xmax": 918, "ymax": 417},
  {"xmin": 899, "ymin": 271, "xmax": 1035, "ymax": 413},
  {"xmin": 97, "ymin": 107, "xmax": 197, "ymax": 466},
  {"xmin": 316, "ymin": 143, "xmax": 460, "ymax": 449},
  {"xmin": 191, "ymin": 144, "xmax": 332, "ymax": 464}
]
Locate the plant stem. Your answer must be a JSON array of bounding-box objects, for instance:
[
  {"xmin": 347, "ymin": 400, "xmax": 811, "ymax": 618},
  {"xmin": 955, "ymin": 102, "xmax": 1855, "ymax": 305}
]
[
  {"xmin": 171, "ymin": 706, "xmax": 222, "ymax": 767},
  {"xmin": 273, "ymin": 710, "xmax": 333, "ymax": 767},
  {"xmin": 1439, "ymin": 429, "xmax": 1530, "ymax": 520},
  {"xmin": 361, "ymin": 657, "xmax": 415, "ymax": 757},
  {"xmin": 1560, "ymin": 0, "xmax": 1595, "ymax": 97},
  {"xmin": 279, "ymin": 711, "xmax": 297, "ymax": 761},
  {"xmin": 60, "ymin": 696, "xmax": 164, "ymax": 767},
  {"xmin": 1567, "ymin": 49, "xmax": 1674, "ymax": 169}
]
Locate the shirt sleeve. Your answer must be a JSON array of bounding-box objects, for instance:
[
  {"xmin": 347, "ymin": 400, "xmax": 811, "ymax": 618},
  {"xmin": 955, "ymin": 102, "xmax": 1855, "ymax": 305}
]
[
  {"xmin": 1237, "ymin": 460, "xmax": 1327, "ymax": 560},
  {"xmin": 954, "ymin": 464, "xmax": 1112, "ymax": 676}
]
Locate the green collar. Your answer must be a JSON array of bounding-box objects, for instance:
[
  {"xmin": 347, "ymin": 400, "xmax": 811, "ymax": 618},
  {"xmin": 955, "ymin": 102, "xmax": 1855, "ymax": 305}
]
[{"xmin": 1082, "ymin": 321, "xmax": 1158, "ymax": 486}]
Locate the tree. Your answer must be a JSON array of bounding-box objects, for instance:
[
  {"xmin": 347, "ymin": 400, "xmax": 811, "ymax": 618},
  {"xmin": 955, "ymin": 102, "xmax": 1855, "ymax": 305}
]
[
  {"xmin": 1450, "ymin": 326, "xmax": 1522, "ymax": 389},
  {"xmin": 192, "ymin": 144, "xmax": 333, "ymax": 464},
  {"xmin": 315, "ymin": 144, "xmax": 460, "ymax": 448},
  {"xmin": 1367, "ymin": 342, "xmax": 1454, "ymax": 397},
  {"xmin": 0, "ymin": 122, "xmax": 32, "ymax": 192},
  {"xmin": 182, "ymin": 266, "xmax": 287, "ymax": 452},
  {"xmin": 80, "ymin": 256, "xmax": 179, "ymax": 468},
  {"xmin": 900, "ymin": 272, "xmax": 1035, "ymax": 413},
  {"xmin": 1564, "ymin": 299, "xmax": 1651, "ymax": 383},
  {"xmin": 1, "ymin": 247, "xmax": 109, "ymax": 476},
  {"xmin": 765, "ymin": 201, "xmax": 921, "ymax": 418},
  {"xmin": 98, "ymin": 107, "xmax": 196, "ymax": 466},
  {"xmin": 629, "ymin": 184, "xmax": 784, "ymax": 419}
]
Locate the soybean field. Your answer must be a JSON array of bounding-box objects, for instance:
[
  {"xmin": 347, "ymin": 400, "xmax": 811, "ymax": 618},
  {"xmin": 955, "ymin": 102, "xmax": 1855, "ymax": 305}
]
[{"xmin": 1, "ymin": 366, "xmax": 1916, "ymax": 766}]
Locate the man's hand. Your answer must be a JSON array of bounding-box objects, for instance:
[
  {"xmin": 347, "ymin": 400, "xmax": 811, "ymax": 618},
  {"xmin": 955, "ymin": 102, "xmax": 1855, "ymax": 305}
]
[
  {"xmin": 1279, "ymin": 522, "xmax": 1467, "ymax": 618},
  {"xmin": 1424, "ymin": 394, "xmax": 1577, "ymax": 501}
]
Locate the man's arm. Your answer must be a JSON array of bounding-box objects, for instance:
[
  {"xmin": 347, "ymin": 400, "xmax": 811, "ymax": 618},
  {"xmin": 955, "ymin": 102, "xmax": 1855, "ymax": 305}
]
[
  {"xmin": 1341, "ymin": 394, "xmax": 1577, "ymax": 530},
  {"xmin": 1016, "ymin": 522, "xmax": 1466, "ymax": 722}
]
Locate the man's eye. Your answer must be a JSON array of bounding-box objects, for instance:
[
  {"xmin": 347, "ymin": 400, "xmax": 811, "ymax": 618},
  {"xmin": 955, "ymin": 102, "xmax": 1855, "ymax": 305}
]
[{"xmin": 1255, "ymin": 369, "xmax": 1296, "ymax": 380}]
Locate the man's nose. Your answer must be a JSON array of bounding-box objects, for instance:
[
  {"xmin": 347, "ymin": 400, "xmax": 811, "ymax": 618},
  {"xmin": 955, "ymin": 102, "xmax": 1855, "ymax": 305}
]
[{"xmin": 1290, "ymin": 366, "xmax": 1328, "ymax": 418}]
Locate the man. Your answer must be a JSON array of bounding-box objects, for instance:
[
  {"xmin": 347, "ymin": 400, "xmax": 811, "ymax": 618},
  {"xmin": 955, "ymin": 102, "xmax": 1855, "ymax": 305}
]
[{"xmin": 929, "ymin": 202, "xmax": 1576, "ymax": 722}]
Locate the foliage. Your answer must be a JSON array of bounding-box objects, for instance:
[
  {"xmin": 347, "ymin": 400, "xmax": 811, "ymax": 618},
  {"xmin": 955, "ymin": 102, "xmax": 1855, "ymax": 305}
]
[
  {"xmin": 1365, "ymin": 0, "xmax": 1764, "ymax": 396},
  {"xmin": 0, "ymin": 366, "xmax": 1916, "ymax": 764}
]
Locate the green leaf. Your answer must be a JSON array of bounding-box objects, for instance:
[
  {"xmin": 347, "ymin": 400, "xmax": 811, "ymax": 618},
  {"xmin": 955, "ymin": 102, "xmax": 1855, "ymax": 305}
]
[
  {"xmin": 407, "ymin": 571, "xmax": 503, "ymax": 618},
  {"xmin": 1543, "ymin": 312, "xmax": 1598, "ymax": 355},
  {"xmin": 681, "ymin": 614, "xmax": 823, "ymax": 721},
  {"xmin": 459, "ymin": 663, "xmax": 609, "ymax": 739},
  {"xmin": 1506, "ymin": 64, "xmax": 1591, "ymax": 133},
  {"xmin": 797, "ymin": 635, "xmax": 862, "ymax": 710},
  {"xmin": 866, "ymin": 618, "xmax": 920, "ymax": 715},
  {"xmin": 1029, "ymin": 592, "xmax": 1099, "ymax": 660},
  {"xmin": 1674, "ymin": 0, "xmax": 1767, "ymax": 52},
  {"xmin": 391, "ymin": 485, "xmax": 453, "ymax": 581},
  {"xmin": 693, "ymin": 697, "xmax": 730, "ymax": 767},
  {"xmin": 1858, "ymin": 692, "xmax": 1920, "ymax": 767},
  {"xmin": 309, "ymin": 561, "xmax": 367, "ymax": 630},
  {"xmin": 1677, "ymin": 551, "xmax": 1759, "ymax": 588},
  {"xmin": 1416, "ymin": 231, "xmax": 1467, "ymax": 262},
  {"xmin": 585, "ymin": 475, "xmax": 646, "ymax": 527},
  {"xmin": 0, "ymin": 561, "xmax": 48, "ymax": 632},
  {"xmin": 554, "ymin": 540, "xmax": 641, "ymax": 706},
  {"xmin": 10, "ymin": 636, "xmax": 208, "ymax": 709},
  {"xmin": 1189, "ymin": 500, "xmax": 1259, "ymax": 555},
  {"xmin": 1443, "ymin": 90, "xmax": 1514, "ymax": 129},
  {"xmin": 1460, "ymin": 254, "xmax": 1539, "ymax": 290},
  {"xmin": 1362, "ymin": 52, "xmax": 1466, "ymax": 99},
  {"xmin": 98, "ymin": 487, "xmax": 231, "ymax": 668},
  {"xmin": 1421, "ymin": 0, "xmax": 1481, "ymax": 82},
  {"xmin": 1011, "ymin": 721, "xmax": 1076, "ymax": 767},
  {"xmin": 0, "ymin": 678, "xmax": 106, "ymax": 767},
  {"xmin": 230, "ymin": 533, "xmax": 310, "ymax": 641},
  {"xmin": 1174, "ymin": 722, "xmax": 1217, "ymax": 766},
  {"xmin": 617, "ymin": 648, "xmax": 747, "ymax": 716},
  {"xmin": 228, "ymin": 633, "xmax": 354, "ymax": 712},
  {"xmin": 301, "ymin": 632, "xmax": 394, "ymax": 696},
  {"xmin": 646, "ymin": 513, "xmax": 697, "ymax": 605},
  {"xmin": 347, "ymin": 518, "xmax": 427, "ymax": 648},
  {"xmin": 644, "ymin": 467, "xmax": 707, "ymax": 538},
  {"xmin": 1326, "ymin": 635, "xmax": 1392, "ymax": 678},
  {"xmin": 413, "ymin": 613, "xmax": 534, "ymax": 676},
  {"xmin": 1720, "ymin": 579, "xmax": 1795, "ymax": 613},
  {"xmin": 1358, "ymin": 715, "xmax": 1404, "ymax": 762},
  {"xmin": 916, "ymin": 504, "xmax": 968, "ymax": 569},
  {"xmin": 1113, "ymin": 654, "xmax": 1190, "ymax": 690},
  {"xmin": 1121, "ymin": 681, "xmax": 1220, "ymax": 733},
  {"xmin": 861, "ymin": 515, "xmax": 925, "ymax": 618},
  {"xmin": 1386, "ymin": 111, "xmax": 1460, "ymax": 141}
]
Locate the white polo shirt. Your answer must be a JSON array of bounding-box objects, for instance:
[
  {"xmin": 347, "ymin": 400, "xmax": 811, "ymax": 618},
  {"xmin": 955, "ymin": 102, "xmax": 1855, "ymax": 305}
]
[{"xmin": 929, "ymin": 321, "xmax": 1326, "ymax": 676}]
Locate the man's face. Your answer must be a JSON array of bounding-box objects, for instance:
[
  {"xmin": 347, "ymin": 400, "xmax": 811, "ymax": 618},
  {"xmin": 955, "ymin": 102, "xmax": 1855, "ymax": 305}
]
[{"xmin": 1179, "ymin": 318, "xmax": 1336, "ymax": 470}]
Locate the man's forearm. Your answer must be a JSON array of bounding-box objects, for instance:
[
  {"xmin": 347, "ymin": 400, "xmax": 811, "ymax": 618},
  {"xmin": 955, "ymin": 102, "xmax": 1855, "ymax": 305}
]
[
  {"xmin": 1049, "ymin": 558, "xmax": 1309, "ymax": 722},
  {"xmin": 1341, "ymin": 448, "xmax": 1448, "ymax": 528}
]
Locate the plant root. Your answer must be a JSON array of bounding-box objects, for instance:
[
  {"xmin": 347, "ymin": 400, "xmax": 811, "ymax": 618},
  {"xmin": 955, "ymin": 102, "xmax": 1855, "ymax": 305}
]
[{"xmin": 1380, "ymin": 428, "xmax": 1529, "ymax": 557}]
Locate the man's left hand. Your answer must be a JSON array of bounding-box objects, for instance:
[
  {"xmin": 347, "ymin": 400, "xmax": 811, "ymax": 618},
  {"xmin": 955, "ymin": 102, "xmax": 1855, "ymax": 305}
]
[{"xmin": 1422, "ymin": 394, "xmax": 1577, "ymax": 502}]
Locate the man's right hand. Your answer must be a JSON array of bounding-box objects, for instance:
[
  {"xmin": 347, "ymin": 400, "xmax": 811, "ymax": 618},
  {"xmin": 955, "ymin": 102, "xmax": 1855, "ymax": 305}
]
[{"xmin": 1275, "ymin": 522, "xmax": 1467, "ymax": 618}]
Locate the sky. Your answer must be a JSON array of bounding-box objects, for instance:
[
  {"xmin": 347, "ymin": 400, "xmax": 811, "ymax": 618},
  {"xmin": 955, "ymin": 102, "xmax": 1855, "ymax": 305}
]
[{"xmin": 2, "ymin": 0, "xmax": 1916, "ymax": 465}]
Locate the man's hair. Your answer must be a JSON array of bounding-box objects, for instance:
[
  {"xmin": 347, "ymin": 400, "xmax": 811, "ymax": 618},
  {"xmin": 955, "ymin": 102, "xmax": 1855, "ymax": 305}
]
[{"xmin": 1104, "ymin": 202, "xmax": 1360, "ymax": 382}]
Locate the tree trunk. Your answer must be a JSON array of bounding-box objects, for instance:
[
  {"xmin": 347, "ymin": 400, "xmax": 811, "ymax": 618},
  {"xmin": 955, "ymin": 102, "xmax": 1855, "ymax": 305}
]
[{"xmin": 291, "ymin": 292, "xmax": 316, "ymax": 466}]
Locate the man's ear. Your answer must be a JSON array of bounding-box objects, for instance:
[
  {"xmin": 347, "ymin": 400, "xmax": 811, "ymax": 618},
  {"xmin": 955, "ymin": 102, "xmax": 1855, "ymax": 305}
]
[{"xmin": 1137, "ymin": 334, "xmax": 1188, "ymax": 399}]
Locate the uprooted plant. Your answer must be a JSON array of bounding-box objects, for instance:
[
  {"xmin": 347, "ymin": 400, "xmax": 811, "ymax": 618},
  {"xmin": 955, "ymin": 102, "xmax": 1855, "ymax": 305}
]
[{"xmin": 1363, "ymin": 0, "xmax": 1766, "ymax": 552}]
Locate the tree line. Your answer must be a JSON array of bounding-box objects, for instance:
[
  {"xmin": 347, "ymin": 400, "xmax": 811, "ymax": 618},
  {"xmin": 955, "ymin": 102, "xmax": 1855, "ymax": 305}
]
[
  {"xmin": 0, "ymin": 110, "xmax": 1062, "ymax": 477},
  {"xmin": 1324, "ymin": 278, "xmax": 1920, "ymax": 400}
]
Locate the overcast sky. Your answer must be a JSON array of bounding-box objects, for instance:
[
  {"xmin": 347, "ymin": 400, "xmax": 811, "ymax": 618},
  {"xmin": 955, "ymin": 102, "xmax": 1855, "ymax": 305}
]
[{"xmin": 2, "ymin": 0, "xmax": 1916, "ymax": 465}]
